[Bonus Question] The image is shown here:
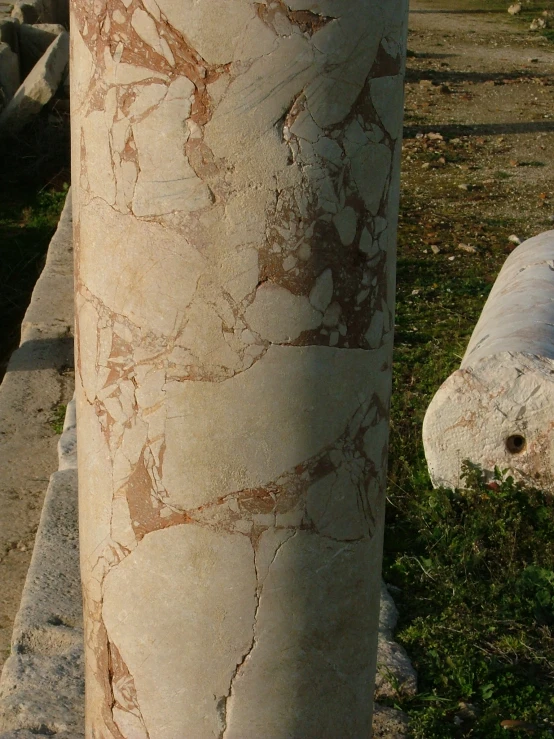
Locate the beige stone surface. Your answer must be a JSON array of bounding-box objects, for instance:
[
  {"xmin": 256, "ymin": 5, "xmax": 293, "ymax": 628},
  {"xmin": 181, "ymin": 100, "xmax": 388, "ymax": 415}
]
[
  {"xmin": 71, "ymin": 0, "xmax": 408, "ymax": 734},
  {"xmin": 424, "ymin": 232, "xmax": 554, "ymax": 491},
  {"xmin": 0, "ymin": 30, "xmax": 68, "ymax": 134},
  {"xmin": 0, "ymin": 194, "xmax": 74, "ymax": 671}
]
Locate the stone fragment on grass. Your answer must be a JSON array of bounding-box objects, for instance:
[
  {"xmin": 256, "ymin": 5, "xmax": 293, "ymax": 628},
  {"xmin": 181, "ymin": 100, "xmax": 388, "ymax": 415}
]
[
  {"xmin": 530, "ymin": 17, "xmax": 547, "ymax": 31},
  {"xmin": 0, "ymin": 30, "xmax": 67, "ymax": 135},
  {"xmin": 424, "ymin": 230, "xmax": 554, "ymax": 492},
  {"xmin": 375, "ymin": 582, "xmax": 418, "ymax": 700}
]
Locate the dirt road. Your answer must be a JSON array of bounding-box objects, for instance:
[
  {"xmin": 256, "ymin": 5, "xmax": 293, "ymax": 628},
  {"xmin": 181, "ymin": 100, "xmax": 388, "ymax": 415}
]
[{"xmin": 404, "ymin": 0, "xmax": 554, "ymax": 239}]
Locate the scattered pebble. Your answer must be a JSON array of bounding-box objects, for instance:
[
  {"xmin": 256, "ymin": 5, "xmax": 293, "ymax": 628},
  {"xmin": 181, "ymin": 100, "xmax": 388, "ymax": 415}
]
[
  {"xmin": 530, "ymin": 17, "xmax": 547, "ymax": 31},
  {"xmin": 458, "ymin": 183, "xmax": 469, "ymax": 191},
  {"xmin": 458, "ymin": 243, "xmax": 478, "ymax": 254},
  {"xmin": 431, "ymin": 245, "xmax": 441, "ymax": 254},
  {"xmin": 508, "ymin": 234, "xmax": 522, "ymax": 245},
  {"xmin": 448, "ymin": 256, "xmax": 456, "ymax": 261},
  {"xmin": 507, "ymin": 2, "xmax": 521, "ymax": 15}
]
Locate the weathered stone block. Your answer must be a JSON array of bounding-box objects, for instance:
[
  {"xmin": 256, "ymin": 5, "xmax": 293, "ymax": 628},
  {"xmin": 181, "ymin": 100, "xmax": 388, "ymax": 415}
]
[
  {"xmin": 0, "ymin": 468, "xmax": 83, "ymax": 736},
  {"xmin": 17, "ymin": 22, "xmax": 64, "ymax": 77},
  {"xmin": 0, "ymin": 40, "xmax": 19, "ymax": 106},
  {"xmin": 0, "ymin": 29, "xmax": 67, "ymax": 134},
  {"xmin": 0, "ymin": 18, "xmax": 19, "ymax": 53}
]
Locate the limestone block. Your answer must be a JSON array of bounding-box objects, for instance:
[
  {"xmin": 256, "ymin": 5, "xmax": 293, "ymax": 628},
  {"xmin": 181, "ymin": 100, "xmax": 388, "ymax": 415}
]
[
  {"xmin": 0, "ymin": 29, "xmax": 67, "ymax": 134},
  {"xmin": 0, "ymin": 41, "xmax": 19, "ymax": 106},
  {"xmin": 424, "ymin": 231, "xmax": 554, "ymax": 490},
  {"xmin": 0, "ymin": 469, "xmax": 84, "ymax": 736},
  {"xmin": 17, "ymin": 22, "xmax": 64, "ymax": 77},
  {"xmin": 0, "ymin": 191, "xmax": 73, "ymax": 671}
]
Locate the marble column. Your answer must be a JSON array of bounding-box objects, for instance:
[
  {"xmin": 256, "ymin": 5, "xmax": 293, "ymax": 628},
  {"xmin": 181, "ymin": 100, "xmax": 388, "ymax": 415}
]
[
  {"xmin": 70, "ymin": 1, "xmax": 408, "ymax": 736},
  {"xmin": 424, "ymin": 231, "xmax": 554, "ymax": 492}
]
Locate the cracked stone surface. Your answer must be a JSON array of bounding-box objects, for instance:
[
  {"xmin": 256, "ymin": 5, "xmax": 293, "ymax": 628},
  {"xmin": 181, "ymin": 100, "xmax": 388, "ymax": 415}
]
[
  {"xmin": 424, "ymin": 231, "xmax": 554, "ymax": 491},
  {"xmin": 71, "ymin": 0, "xmax": 408, "ymax": 735}
]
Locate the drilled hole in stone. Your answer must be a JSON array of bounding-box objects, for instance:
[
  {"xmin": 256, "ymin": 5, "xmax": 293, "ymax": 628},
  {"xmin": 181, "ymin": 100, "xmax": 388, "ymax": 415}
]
[{"xmin": 506, "ymin": 434, "xmax": 526, "ymax": 454}]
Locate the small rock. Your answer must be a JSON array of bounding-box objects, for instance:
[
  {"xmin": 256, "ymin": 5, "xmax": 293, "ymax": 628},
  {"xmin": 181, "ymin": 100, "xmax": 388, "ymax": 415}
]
[
  {"xmin": 427, "ymin": 131, "xmax": 443, "ymax": 140},
  {"xmin": 508, "ymin": 2, "xmax": 521, "ymax": 14},
  {"xmin": 375, "ymin": 583, "xmax": 418, "ymax": 701},
  {"xmin": 458, "ymin": 183, "xmax": 469, "ymax": 191},
  {"xmin": 431, "ymin": 245, "xmax": 440, "ymax": 254},
  {"xmin": 419, "ymin": 79, "xmax": 433, "ymax": 87},
  {"xmin": 372, "ymin": 704, "xmax": 410, "ymax": 739},
  {"xmin": 530, "ymin": 17, "xmax": 547, "ymax": 31},
  {"xmin": 421, "ymin": 162, "xmax": 430, "ymax": 170},
  {"xmin": 508, "ymin": 234, "xmax": 522, "ymax": 245},
  {"xmin": 528, "ymin": 57, "xmax": 539, "ymax": 63},
  {"xmin": 448, "ymin": 256, "xmax": 456, "ymax": 261},
  {"xmin": 440, "ymin": 84, "xmax": 452, "ymax": 94},
  {"xmin": 458, "ymin": 242, "xmax": 478, "ymax": 254}
]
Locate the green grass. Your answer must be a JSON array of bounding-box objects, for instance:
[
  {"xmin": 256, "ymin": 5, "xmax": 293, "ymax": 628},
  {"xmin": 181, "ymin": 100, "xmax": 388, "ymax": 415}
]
[
  {"xmin": 384, "ymin": 179, "xmax": 554, "ymax": 733},
  {"xmin": 384, "ymin": 466, "xmax": 554, "ymax": 738},
  {"xmin": 49, "ymin": 404, "xmax": 67, "ymax": 435}
]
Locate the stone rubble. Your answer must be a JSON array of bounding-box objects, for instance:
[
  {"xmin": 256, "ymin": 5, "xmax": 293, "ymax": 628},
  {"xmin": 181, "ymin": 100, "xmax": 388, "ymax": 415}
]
[
  {"xmin": 375, "ymin": 583, "xmax": 418, "ymax": 701},
  {"xmin": 0, "ymin": 29, "xmax": 67, "ymax": 133},
  {"xmin": 0, "ymin": 0, "xmax": 67, "ymax": 126}
]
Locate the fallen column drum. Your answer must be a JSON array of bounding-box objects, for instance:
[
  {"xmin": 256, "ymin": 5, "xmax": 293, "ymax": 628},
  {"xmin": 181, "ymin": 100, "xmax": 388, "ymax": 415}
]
[{"xmin": 423, "ymin": 231, "xmax": 554, "ymax": 491}]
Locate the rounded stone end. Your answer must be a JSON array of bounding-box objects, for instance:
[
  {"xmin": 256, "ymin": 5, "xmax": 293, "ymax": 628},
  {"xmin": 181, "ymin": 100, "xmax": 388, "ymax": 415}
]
[{"xmin": 423, "ymin": 353, "xmax": 554, "ymax": 491}]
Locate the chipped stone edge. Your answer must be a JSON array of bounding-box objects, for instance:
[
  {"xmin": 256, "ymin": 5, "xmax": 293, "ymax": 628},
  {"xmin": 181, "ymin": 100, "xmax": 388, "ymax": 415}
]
[
  {"xmin": 0, "ymin": 402, "xmax": 83, "ymax": 737},
  {"xmin": 0, "ymin": 191, "xmax": 78, "ymax": 737}
]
